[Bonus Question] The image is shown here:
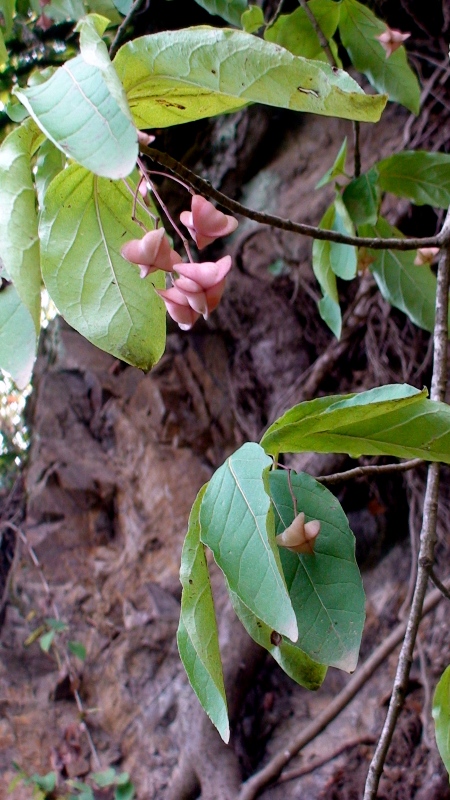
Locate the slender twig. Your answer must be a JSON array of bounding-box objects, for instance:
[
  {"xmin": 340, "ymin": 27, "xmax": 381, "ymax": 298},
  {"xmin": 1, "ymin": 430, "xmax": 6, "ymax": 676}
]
[
  {"xmin": 237, "ymin": 580, "xmax": 447, "ymax": 800},
  {"xmin": 297, "ymin": 0, "xmax": 335, "ymax": 66},
  {"xmin": 353, "ymin": 121, "xmax": 361, "ymax": 178},
  {"xmin": 429, "ymin": 568, "xmax": 450, "ymax": 601},
  {"xmin": 265, "ymin": 0, "xmax": 285, "ymax": 30},
  {"xmin": 140, "ymin": 146, "xmax": 449, "ymax": 251},
  {"xmin": 109, "ymin": 0, "xmax": 145, "ymax": 59},
  {"xmin": 363, "ymin": 207, "xmax": 450, "ymax": 799},
  {"xmin": 316, "ymin": 458, "xmax": 424, "ymax": 484},
  {"xmin": 275, "ymin": 735, "xmax": 376, "ymax": 786}
]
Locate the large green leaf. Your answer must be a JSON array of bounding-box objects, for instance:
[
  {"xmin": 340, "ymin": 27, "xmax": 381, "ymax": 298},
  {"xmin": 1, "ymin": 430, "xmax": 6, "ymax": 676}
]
[
  {"xmin": 269, "ymin": 470, "xmax": 365, "ymax": 671},
  {"xmin": 316, "ymin": 137, "xmax": 347, "ymax": 189},
  {"xmin": 39, "ymin": 164, "xmax": 166, "ymax": 369},
  {"xmin": 200, "ymin": 442, "xmax": 298, "ymax": 641},
  {"xmin": 339, "ymin": 0, "xmax": 420, "ymax": 114},
  {"xmin": 178, "ymin": 486, "xmax": 229, "ymax": 743},
  {"xmin": 0, "ymin": 119, "xmax": 43, "ymax": 335},
  {"xmin": 0, "ymin": 284, "xmax": 36, "ymax": 388},
  {"xmin": 360, "ymin": 218, "xmax": 438, "ymax": 333},
  {"xmin": 114, "ymin": 27, "xmax": 387, "ymax": 128},
  {"xmin": 377, "ymin": 151, "xmax": 450, "ymax": 209},
  {"xmin": 342, "ymin": 167, "xmax": 379, "ymax": 225},
  {"xmin": 193, "ymin": 0, "xmax": 247, "ymax": 26},
  {"xmin": 261, "ymin": 383, "xmax": 450, "ymax": 463},
  {"xmin": 228, "ymin": 588, "xmax": 327, "ymax": 689},
  {"xmin": 433, "ymin": 665, "xmax": 450, "ymax": 779},
  {"xmin": 35, "ymin": 139, "xmax": 66, "ymax": 207},
  {"xmin": 15, "ymin": 48, "xmax": 138, "ymax": 178},
  {"xmin": 265, "ymin": 0, "xmax": 341, "ymax": 62}
]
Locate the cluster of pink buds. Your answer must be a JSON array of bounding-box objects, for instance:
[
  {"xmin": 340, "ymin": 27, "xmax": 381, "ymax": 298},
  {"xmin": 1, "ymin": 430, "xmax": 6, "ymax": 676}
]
[
  {"xmin": 376, "ymin": 26, "xmax": 410, "ymax": 58},
  {"xmin": 121, "ymin": 194, "xmax": 238, "ymax": 331}
]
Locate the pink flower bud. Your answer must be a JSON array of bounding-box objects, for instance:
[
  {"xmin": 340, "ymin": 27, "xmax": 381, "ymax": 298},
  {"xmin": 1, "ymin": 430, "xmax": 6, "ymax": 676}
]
[
  {"xmin": 414, "ymin": 247, "xmax": 440, "ymax": 266},
  {"xmin": 121, "ymin": 229, "xmax": 181, "ymax": 278},
  {"xmin": 180, "ymin": 195, "xmax": 238, "ymax": 250},
  {"xmin": 137, "ymin": 131, "xmax": 156, "ymax": 147},
  {"xmin": 275, "ymin": 512, "xmax": 320, "ymax": 555},
  {"xmin": 155, "ymin": 286, "xmax": 201, "ymax": 331},
  {"xmin": 376, "ymin": 27, "xmax": 410, "ymax": 58},
  {"xmin": 174, "ymin": 256, "xmax": 232, "ymax": 318}
]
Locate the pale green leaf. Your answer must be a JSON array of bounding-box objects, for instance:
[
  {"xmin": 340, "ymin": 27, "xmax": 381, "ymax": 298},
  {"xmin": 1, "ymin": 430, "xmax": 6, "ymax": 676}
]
[
  {"xmin": 312, "ymin": 204, "xmax": 339, "ymax": 299},
  {"xmin": 200, "ymin": 442, "xmax": 298, "ymax": 641},
  {"xmin": 15, "ymin": 55, "xmax": 138, "ymax": 179},
  {"xmin": 330, "ymin": 193, "xmax": 357, "ymax": 280},
  {"xmin": 178, "ymin": 485, "xmax": 229, "ymax": 743},
  {"xmin": 265, "ymin": 0, "xmax": 341, "ymax": 62},
  {"xmin": 270, "ymin": 470, "xmax": 365, "ymax": 671},
  {"xmin": 35, "ymin": 139, "xmax": 66, "ymax": 207},
  {"xmin": 316, "ymin": 137, "xmax": 347, "ymax": 188},
  {"xmin": 91, "ymin": 768, "xmax": 116, "ymax": 787},
  {"xmin": 39, "ymin": 630, "xmax": 55, "ymax": 652},
  {"xmin": 318, "ymin": 293, "xmax": 341, "ymax": 339},
  {"xmin": 114, "ymin": 27, "xmax": 387, "ymax": 129},
  {"xmin": 342, "ymin": 167, "xmax": 379, "ymax": 225},
  {"xmin": 193, "ymin": 0, "xmax": 247, "ymax": 26},
  {"xmin": 360, "ymin": 218, "xmax": 438, "ymax": 333},
  {"xmin": 0, "ymin": 119, "xmax": 43, "ymax": 334},
  {"xmin": 339, "ymin": 0, "xmax": 420, "ymax": 114},
  {"xmin": 228, "ymin": 587, "xmax": 327, "ymax": 689},
  {"xmin": 433, "ymin": 665, "xmax": 450, "ymax": 779},
  {"xmin": 377, "ymin": 151, "xmax": 450, "ymax": 209},
  {"xmin": 42, "ymin": 0, "xmax": 85, "ymax": 22},
  {"xmin": 241, "ymin": 5, "xmax": 264, "ymax": 33},
  {"xmin": 68, "ymin": 640, "xmax": 87, "ymax": 660},
  {"xmin": 0, "ymin": 284, "xmax": 36, "ymax": 389},
  {"xmin": 87, "ymin": 0, "xmax": 121, "ymax": 23},
  {"xmin": 76, "ymin": 13, "xmax": 133, "ymax": 120},
  {"xmin": 112, "ymin": 0, "xmax": 132, "ymax": 14},
  {"xmin": 261, "ymin": 383, "xmax": 450, "ymax": 463},
  {"xmin": 39, "ymin": 164, "xmax": 166, "ymax": 369}
]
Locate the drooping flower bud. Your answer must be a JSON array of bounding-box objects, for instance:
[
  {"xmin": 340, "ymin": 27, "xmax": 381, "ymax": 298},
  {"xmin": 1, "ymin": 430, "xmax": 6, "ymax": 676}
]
[
  {"xmin": 121, "ymin": 229, "xmax": 181, "ymax": 278},
  {"xmin": 275, "ymin": 513, "xmax": 320, "ymax": 555},
  {"xmin": 155, "ymin": 286, "xmax": 201, "ymax": 331},
  {"xmin": 180, "ymin": 195, "xmax": 238, "ymax": 250},
  {"xmin": 174, "ymin": 256, "xmax": 232, "ymax": 318},
  {"xmin": 376, "ymin": 27, "xmax": 410, "ymax": 58},
  {"xmin": 414, "ymin": 247, "xmax": 440, "ymax": 266}
]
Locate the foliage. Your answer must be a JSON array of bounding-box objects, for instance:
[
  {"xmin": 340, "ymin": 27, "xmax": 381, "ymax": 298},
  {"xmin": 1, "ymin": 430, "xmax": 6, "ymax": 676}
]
[{"xmin": 1, "ymin": 0, "xmax": 450, "ymax": 781}]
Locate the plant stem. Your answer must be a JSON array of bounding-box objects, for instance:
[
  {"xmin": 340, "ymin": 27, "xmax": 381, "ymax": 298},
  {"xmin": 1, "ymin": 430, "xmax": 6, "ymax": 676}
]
[
  {"xmin": 363, "ymin": 207, "xmax": 450, "ymax": 800},
  {"xmin": 353, "ymin": 121, "xmax": 361, "ymax": 178},
  {"xmin": 109, "ymin": 0, "xmax": 145, "ymax": 59},
  {"xmin": 298, "ymin": 0, "xmax": 335, "ymax": 66},
  {"xmin": 237, "ymin": 579, "xmax": 448, "ymax": 800},
  {"xmin": 141, "ymin": 146, "xmax": 449, "ymax": 252},
  {"xmin": 316, "ymin": 458, "xmax": 424, "ymax": 484}
]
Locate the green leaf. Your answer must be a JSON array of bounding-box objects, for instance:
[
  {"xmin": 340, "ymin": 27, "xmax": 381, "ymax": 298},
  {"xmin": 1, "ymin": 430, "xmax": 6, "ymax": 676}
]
[
  {"xmin": 269, "ymin": 470, "xmax": 365, "ymax": 671},
  {"xmin": 114, "ymin": 27, "xmax": 387, "ymax": 128},
  {"xmin": 339, "ymin": 0, "xmax": 420, "ymax": 114},
  {"xmin": 265, "ymin": 0, "xmax": 340, "ymax": 62},
  {"xmin": 39, "ymin": 630, "xmax": 55, "ymax": 652},
  {"xmin": 360, "ymin": 218, "xmax": 438, "ymax": 333},
  {"xmin": 0, "ymin": 29, "xmax": 8, "ymax": 67},
  {"xmin": 35, "ymin": 139, "xmax": 66, "ymax": 207},
  {"xmin": 15, "ymin": 53, "xmax": 138, "ymax": 178},
  {"xmin": 312, "ymin": 204, "xmax": 339, "ymax": 300},
  {"xmin": 39, "ymin": 164, "xmax": 166, "ymax": 370},
  {"xmin": 342, "ymin": 167, "xmax": 379, "ymax": 225},
  {"xmin": 41, "ymin": 0, "xmax": 85, "ymax": 23},
  {"xmin": 0, "ymin": 284, "xmax": 37, "ymax": 389},
  {"xmin": 377, "ymin": 151, "xmax": 450, "ymax": 209},
  {"xmin": 0, "ymin": 119, "xmax": 43, "ymax": 334},
  {"xmin": 261, "ymin": 383, "xmax": 450, "ymax": 463},
  {"xmin": 30, "ymin": 773, "xmax": 57, "ymax": 792},
  {"xmin": 192, "ymin": 0, "xmax": 247, "ymax": 26},
  {"xmin": 68, "ymin": 640, "xmax": 87, "ymax": 660},
  {"xmin": 228, "ymin": 588, "xmax": 327, "ymax": 689},
  {"xmin": 200, "ymin": 442, "xmax": 298, "ymax": 641},
  {"xmin": 241, "ymin": 4, "xmax": 264, "ymax": 33},
  {"xmin": 0, "ymin": 0, "xmax": 15, "ymax": 38},
  {"xmin": 112, "ymin": 0, "xmax": 132, "ymax": 14},
  {"xmin": 91, "ymin": 768, "xmax": 116, "ymax": 787},
  {"xmin": 329, "ymin": 193, "xmax": 357, "ymax": 280},
  {"xmin": 178, "ymin": 485, "xmax": 229, "ymax": 743},
  {"xmin": 115, "ymin": 783, "xmax": 135, "ymax": 800},
  {"xmin": 316, "ymin": 137, "xmax": 347, "ymax": 188},
  {"xmin": 87, "ymin": 0, "xmax": 121, "ymax": 23},
  {"xmin": 433, "ymin": 665, "xmax": 450, "ymax": 779},
  {"xmin": 45, "ymin": 617, "xmax": 68, "ymax": 631},
  {"xmin": 318, "ymin": 293, "xmax": 341, "ymax": 339}
]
